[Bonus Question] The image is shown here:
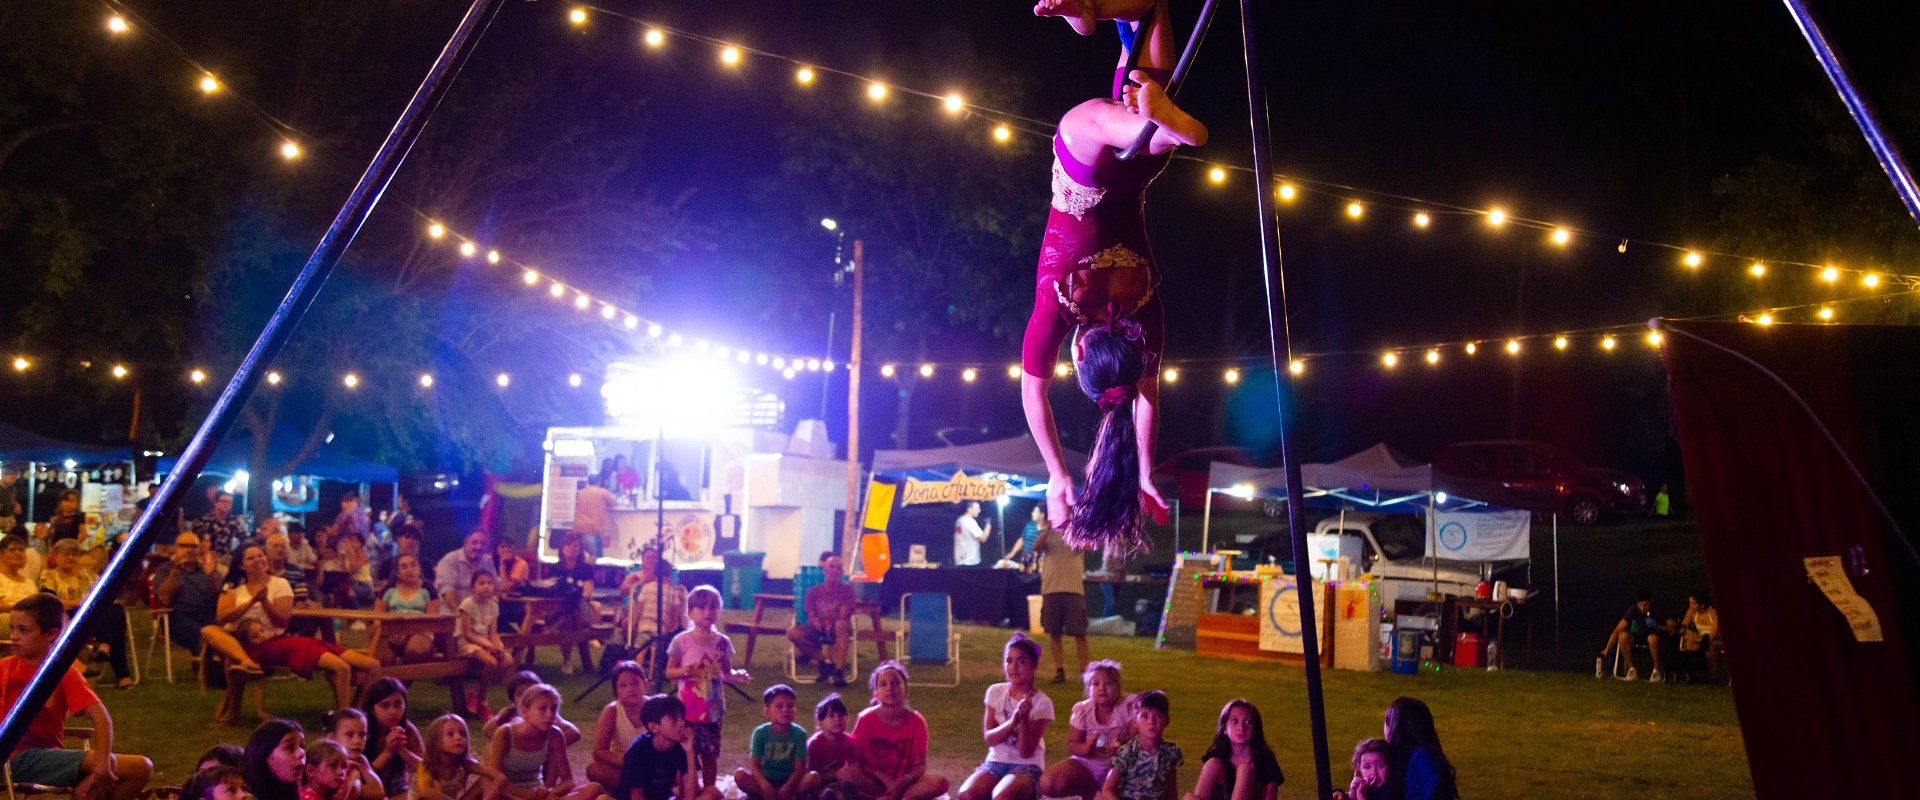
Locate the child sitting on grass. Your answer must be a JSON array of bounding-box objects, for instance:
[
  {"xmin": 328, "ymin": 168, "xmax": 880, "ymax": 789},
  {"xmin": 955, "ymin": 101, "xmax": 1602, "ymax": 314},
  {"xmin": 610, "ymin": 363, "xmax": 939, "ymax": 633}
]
[
  {"xmin": 361, "ymin": 677, "xmax": 426, "ymax": 798},
  {"xmin": 837, "ymin": 662, "xmax": 948, "ymax": 800},
  {"xmin": 320, "ymin": 708, "xmax": 385, "ymax": 800},
  {"xmin": 416, "ymin": 713, "xmax": 506, "ymax": 800},
  {"xmin": 733, "ymin": 684, "xmax": 816, "ymax": 800},
  {"xmin": 1183, "ymin": 700, "xmax": 1282, "ymax": 800},
  {"xmin": 618, "ymin": 695, "xmax": 720, "ymax": 800},
  {"xmin": 1098, "ymin": 691, "xmax": 1179, "ymax": 800},
  {"xmin": 958, "ymin": 634, "xmax": 1054, "ymax": 800},
  {"xmin": 486, "ymin": 671, "xmax": 585, "ymax": 744},
  {"xmin": 804, "ymin": 694, "xmax": 853, "ymax": 785},
  {"xmin": 486, "ymin": 683, "xmax": 604, "ymax": 800},
  {"xmin": 1330, "ymin": 739, "xmax": 1391, "ymax": 800},
  {"xmin": 588, "ymin": 661, "xmax": 651, "ymax": 789},
  {"xmin": 303, "ymin": 741, "xmax": 359, "ymax": 800},
  {"xmin": 182, "ymin": 765, "xmax": 249, "ymax": 800}
]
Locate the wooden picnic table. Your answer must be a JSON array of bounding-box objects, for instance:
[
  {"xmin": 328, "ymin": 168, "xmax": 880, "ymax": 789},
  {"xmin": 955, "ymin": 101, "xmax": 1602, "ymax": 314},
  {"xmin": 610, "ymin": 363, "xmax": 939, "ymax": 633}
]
[{"xmin": 291, "ymin": 608, "xmax": 460, "ymax": 666}]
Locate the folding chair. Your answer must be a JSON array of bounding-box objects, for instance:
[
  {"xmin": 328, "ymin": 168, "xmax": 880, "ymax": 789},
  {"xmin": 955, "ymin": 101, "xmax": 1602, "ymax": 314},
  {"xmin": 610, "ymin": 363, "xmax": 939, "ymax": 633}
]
[
  {"xmin": 4, "ymin": 726, "xmax": 93, "ymax": 800},
  {"xmin": 894, "ymin": 592, "xmax": 961, "ymax": 687},
  {"xmin": 147, "ymin": 608, "xmax": 175, "ymax": 683}
]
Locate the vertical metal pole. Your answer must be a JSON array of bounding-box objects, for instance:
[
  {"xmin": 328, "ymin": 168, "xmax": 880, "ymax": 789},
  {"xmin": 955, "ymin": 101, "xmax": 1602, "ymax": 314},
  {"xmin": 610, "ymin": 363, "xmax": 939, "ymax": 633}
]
[
  {"xmin": 0, "ymin": 0, "xmax": 508, "ymax": 757},
  {"xmin": 1553, "ymin": 513, "xmax": 1561, "ymax": 665},
  {"xmin": 819, "ymin": 311, "xmax": 836, "ymax": 421},
  {"xmin": 1239, "ymin": 0, "xmax": 1333, "ymax": 796},
  {"xmin": 843, "ymin": 240, "xmax": 865, "ymax": 571},
  {"xmin": 1779, "ymin": 0, "xmax": 1920, "ymax": 226}
]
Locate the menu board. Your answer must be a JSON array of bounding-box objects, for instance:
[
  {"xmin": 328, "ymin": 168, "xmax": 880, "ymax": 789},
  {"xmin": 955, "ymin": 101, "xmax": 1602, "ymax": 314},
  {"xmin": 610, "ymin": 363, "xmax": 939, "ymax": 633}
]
[{"xmin": 1156, "ymin": 552, "xmax": 1222, "ymax": 649}]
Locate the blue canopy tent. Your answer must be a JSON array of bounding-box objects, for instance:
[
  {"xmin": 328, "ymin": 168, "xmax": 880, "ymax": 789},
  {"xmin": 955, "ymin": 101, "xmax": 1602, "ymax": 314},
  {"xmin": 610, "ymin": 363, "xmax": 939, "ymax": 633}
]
[
  {"xmin": 868, "ymin": 434, "xmax": 1087, "ymax": 563},
  {"xmin": 0, "ymin": 420, "xmax": 136, "ymax": 521}
]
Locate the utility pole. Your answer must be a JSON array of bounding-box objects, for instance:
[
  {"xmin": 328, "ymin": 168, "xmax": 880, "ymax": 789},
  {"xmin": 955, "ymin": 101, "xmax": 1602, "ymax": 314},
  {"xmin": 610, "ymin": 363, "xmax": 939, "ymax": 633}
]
[{"xmin": 843, "ymin": 240, "xmax": 864, "ymax": 569}]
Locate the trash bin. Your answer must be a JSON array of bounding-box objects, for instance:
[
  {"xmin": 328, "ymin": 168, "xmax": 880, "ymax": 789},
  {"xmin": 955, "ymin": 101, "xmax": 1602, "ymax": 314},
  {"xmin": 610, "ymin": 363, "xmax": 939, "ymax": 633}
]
[
  {"xmin": 722, "ymin": 551, "xmax": 766, "ymax": 611},
  {"xmin": 1390, "ymin": 630, "xmax": 1421, "ymax": 675}
]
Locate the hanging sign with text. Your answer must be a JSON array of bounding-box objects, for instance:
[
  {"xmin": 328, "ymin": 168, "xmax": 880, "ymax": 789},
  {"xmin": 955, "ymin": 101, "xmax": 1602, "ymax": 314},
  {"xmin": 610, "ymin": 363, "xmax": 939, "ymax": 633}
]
[{"xmin": 898, "ymin": 471, "xmax": 1010, "ymax": 506}]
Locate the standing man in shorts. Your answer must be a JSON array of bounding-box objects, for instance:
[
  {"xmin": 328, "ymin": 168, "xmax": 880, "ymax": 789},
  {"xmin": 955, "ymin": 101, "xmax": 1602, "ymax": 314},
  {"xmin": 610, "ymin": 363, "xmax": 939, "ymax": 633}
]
[
  {"xmin": 3, "ymin": 593, "xmax": 152, "ymax": 800},
  {"xmin": 1035, "ymin": 522, "xmax": 1089, "ymax": 683}
]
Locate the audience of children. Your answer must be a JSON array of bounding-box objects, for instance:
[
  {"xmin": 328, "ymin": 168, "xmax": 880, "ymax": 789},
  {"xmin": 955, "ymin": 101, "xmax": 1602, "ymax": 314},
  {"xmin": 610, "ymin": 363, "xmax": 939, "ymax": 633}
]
[
  {"xmin": 302, "ymin": 740, "xmax": 359, "ymax": 800},
  {"xmin": 242, "ymin": 719, "xmax": 307, "ymax": 800},
  {"xmin": 361, "ymin": 677, "xmax": 427, "ymax": 797},
  {"xmin": 733, "ymin": 684, "xmax": 817, "ymax": 800},
  {"xmin": 664, "ymin": 585, "xmax": 751, "ymax": 791},
  {"xmin": 1331, "ymin": 739, "xmax": 1391, "ymax": 800},
  {"xmin": 319, "ymin": 707, "xmax": 385, "ymax": 800},
  {"xmin": 416, "ymin": 713, "xmax": 506, "ymax": 800},
  {"xmin": 616, "ymin": 694, "xmax": 717, "ymax": 800},
  {"xmin": 484, "ymin": 682, "xmax": 604, "ymax": 800},
  {"xmin": 1099, "ymin": 690, "xmax": 1179, "ymax": 800},
  {"xmin": 1039, "ymin": 660, "xmax": 1136, "ymax": 800},
  {"xmin": 589, "ymin": 661, "xmax": 652, "ymax": 789},
  {"xmin": 804, "ymin": 694, "xmax": 854, "ymax": 785},
  {"xmin": 372, "ymin": 553, "xmax": 440, "ymax": 661},
  {"xmin": 1183, "ymin": 699, "xmax": 1283, "ymax": 800},
  {"xmin": 958, "ymin": 634, "xmax": 1054, "ymax": 800},
  {"xmin": 838, "ymin": 661, "xmax": 949, "ymax": 800}
]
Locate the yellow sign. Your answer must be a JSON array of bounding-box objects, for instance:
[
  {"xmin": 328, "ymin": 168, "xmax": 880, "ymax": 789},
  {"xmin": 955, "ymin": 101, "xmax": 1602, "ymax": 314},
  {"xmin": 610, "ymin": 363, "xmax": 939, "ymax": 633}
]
[
  {"xmin": 899, "ymin": 471, "xmax": 1010, "ymax": 506},
  {"xmin": 863, "ymin": 480, "xmax": 898, "ymax": 531}
]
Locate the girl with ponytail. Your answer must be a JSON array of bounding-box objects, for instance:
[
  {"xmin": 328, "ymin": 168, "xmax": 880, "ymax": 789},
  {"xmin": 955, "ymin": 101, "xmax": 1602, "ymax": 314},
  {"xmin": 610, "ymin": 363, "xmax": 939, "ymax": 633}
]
[{"xmin": 1023, "ymin": 0, "xmax": 1206, "ymax": 552}]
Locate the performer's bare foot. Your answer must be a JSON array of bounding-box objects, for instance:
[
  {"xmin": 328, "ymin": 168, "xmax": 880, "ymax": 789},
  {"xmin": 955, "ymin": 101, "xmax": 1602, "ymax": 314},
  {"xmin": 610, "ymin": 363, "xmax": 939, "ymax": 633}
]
[
  {"xmin": 1034, "ymin": 0, "xmax": 1097, "ymax": 35},
  {"xmin": 1122, "ymin": 70, "xmax": 1208, "ymax": 147}
]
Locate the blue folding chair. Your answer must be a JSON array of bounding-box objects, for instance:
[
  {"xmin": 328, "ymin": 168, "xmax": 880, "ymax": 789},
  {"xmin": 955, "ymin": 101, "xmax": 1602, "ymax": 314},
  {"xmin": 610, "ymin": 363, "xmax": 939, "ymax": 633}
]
[{"xmin": 896, "ymin": 592, "xmax": 962, "ymax": 687}]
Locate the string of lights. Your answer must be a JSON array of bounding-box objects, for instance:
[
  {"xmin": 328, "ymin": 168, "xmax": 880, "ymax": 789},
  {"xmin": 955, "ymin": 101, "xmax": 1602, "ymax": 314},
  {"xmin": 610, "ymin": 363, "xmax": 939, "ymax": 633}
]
[{"xmin": 75, "ymin": 1, "xmax": 1917, "ymax": 390}]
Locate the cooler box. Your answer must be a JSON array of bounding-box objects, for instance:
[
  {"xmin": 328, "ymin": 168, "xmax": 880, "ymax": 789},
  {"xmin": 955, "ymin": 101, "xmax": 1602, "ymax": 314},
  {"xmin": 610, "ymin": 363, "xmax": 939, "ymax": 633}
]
[
  {"xmin": 1454, "ymin": 632, "xmax": 1484, "ymax": 668},
  {"xmin": 721, "ymin": 551, "xmax": 765, "ymax": 610},
  {"xmin": 1390, "ymin": 630, "xmax": 1421, "ymax": 675}
]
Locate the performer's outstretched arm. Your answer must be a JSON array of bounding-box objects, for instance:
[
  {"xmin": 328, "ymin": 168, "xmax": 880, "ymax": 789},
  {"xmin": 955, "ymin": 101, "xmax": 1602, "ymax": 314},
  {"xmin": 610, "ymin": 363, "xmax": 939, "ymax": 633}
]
[{"xmin": 1023, "ymin": 374, "xmax": 1079, "ymax": 528}]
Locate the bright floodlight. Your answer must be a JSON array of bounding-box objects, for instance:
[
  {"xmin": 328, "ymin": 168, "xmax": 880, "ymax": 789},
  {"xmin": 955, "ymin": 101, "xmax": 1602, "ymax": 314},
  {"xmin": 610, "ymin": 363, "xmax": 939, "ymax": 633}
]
[{"xmin": 601, "ymin": 358, "xmax": 741, "ymax": 435}]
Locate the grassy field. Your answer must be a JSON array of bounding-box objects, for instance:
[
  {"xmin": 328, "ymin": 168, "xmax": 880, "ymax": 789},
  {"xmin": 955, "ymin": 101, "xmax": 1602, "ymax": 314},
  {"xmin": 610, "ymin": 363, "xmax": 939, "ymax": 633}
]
[{"xmin": 102, "ymin": 609, "xmax": 1750, "ymax": 800}]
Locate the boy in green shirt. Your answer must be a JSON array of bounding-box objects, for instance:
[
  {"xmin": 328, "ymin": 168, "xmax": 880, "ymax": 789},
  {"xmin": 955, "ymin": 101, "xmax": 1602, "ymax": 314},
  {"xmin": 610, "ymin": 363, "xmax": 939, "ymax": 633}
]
[{"xmin": 733, "ymin": 685, "xmax": 816, "ymax": 800}]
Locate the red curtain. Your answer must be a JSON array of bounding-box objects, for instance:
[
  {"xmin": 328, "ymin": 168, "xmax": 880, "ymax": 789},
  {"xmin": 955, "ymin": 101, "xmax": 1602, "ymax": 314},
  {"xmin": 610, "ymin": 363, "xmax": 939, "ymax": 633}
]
[{"xmin": 1662, "ymin": 321, "xmax": 1920, "ymax": 797}]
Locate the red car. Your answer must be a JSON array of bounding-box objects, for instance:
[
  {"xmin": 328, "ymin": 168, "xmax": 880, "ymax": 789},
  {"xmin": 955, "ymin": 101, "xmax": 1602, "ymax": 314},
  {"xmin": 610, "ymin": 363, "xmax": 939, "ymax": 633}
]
[{"xmin": 1432, "ymin": 440, "xmax": 1649, "ymax": 525}]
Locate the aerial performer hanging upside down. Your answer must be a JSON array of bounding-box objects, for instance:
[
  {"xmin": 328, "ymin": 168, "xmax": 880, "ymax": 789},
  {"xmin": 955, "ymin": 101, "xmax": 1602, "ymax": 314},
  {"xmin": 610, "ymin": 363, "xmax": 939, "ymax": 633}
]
[{"xmin": 1024, "ymin": 0, "xmax": 1208, "ymax": 553}]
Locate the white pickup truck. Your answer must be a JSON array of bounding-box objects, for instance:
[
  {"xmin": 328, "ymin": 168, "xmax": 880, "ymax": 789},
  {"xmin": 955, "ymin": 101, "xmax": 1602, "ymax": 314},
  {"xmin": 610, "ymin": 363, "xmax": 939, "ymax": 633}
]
[{"xmin": 1304, "ymin": 511, "xmax": 1525, "ymax": 603}]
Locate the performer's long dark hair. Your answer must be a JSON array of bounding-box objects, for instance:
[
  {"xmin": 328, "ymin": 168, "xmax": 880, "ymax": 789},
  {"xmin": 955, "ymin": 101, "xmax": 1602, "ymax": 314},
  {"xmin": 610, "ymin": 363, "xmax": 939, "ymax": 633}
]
[{"xmin": 1070, "ymin": 320, "xmax": 1148, "ymax": 553}]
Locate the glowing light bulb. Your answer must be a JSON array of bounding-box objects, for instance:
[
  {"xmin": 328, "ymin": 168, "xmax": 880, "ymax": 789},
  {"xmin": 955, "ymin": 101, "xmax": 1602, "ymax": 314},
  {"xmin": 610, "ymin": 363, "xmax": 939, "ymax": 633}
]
[
  {"xmin": 1863, "ymin": 273, "xmax": 1881, "ymax": 288},
  {"xmin": 796, "ymin": 67, "xmax": 814, "ymax": 84},
  {"xmin": 644, "ymin": 29, "xmax": 664, "ymax": 47},
  {"xmin": 783, "ymin": 367, "xmax": 797, "ymax": 379},
  {"xmin": 1208, "ymin": 167, "xmax": 1227, "ymax": 184},
  {"xmin": 1163, "ymin": 367, "xmax": 1179, "ymax": 383},
  {"xmin": 1487, "ymin": 209, "xmax": 1506, "ymax": 226},
  {"xmin": 190, "ymin": 369, "xmax": 207, "ymax": 384},
  {"xmin": 1225, "ymin": 368, "xmax": 1242, "ymax": 384},
  {"xmin": 1008, "ymin": 365, "xmax": 1021, "ymax": 379},
  {"xmin": 648, "ymin": 324, "xmax": 664, "ymax": 337},
  {"xmin": 917, "ymin": 363, "xmax": 934, "ymax": 378},
  {"xmin": 549, "ymin": 282, "xmax": 566, "ymax": 298},
  {"xmin": 1551, "ymin": 227, "xmax": 1570, "ymax": 245},
  {"xmin": 1818, "ymin": 307, "xmax": 1835, "ymax": 321},
  {"xmin": 279, "ymin": 141, "xmax": 302, "ymax": 160},
  {"xmin": 112, "ymin": 364, "xmax": 128, "ymax": 378},
  {"xmin": 496, "ymin": 373, "xmax": 511, "ymax": 387},
  {"xmin": 1425, "ymin": 349, "xmax": 1440, "ymax": 365},
  {"xmin": 459, "ymin": 241, "xmax": 476, "ymax": 257},
  {"xmin": 568, "ymin": 8, "xmax": 587, "ymax": 25},
  {"xmin": 428, "ymin": 223, "xmax": 445, "ymax": 239},
  {"xmin": 568, "ymin": 373, "xmax": 583, "ymax": 387},
  {"xmin": 600, "ymin": 304, "xmax": 617, "ymax": 319},
  {"xmin": 962, "ymin": 368, "xmax": 977, "ymax": 382},
  {"xmin": 1465, "ymin": 342, "xmax": 1478, "ymax": 355},
  {"xmin": 198, "ymin": 75, "xmax": 220, "ymax": 94},
  {"xmin": 1413, "ymin": 212, "xmax": 1431, "ymax": 228},
  {"xmin": 1822, "ymin": 266, "xmax": 1840, "ymax": 282},
  {"xmin": 517, "ymin": 270, "xmax": 535, "ymax": 285},
  {"xmin": 992, "ymin": 125, "xmax": 1012, "ymax": 143},
  {"xmin": 944, "ymin": 94, "xmax": 964, "ymax": 113},
  {"xmin": 1749, "ymin": 262, "xmax": 1766, "ymax": 278},
  {"xmin": 573, "ymin": 293, "xmax": 591, "ymax": 310},
  {"xmin": 1755, "ymin": 313, "xmax": 1774, "ymax": 326},
  {"xmin": 755, "ymin": 353, "xmax": 768, "ymax": 365},
  {"xmin": 266, "ymin": 371, "xmax": 282, "ymax": 385},
  {"xmin": 1381, "ymin": 352, "xmax": 1398, "ymax": 368},
  {"xmin": 107, "ymin": 15, "xmax": 129, "ymax": 33},
  {"xmin": 1053, "ymin": 363, "xmax": 1070, "ymax": 378},
  {"xmin": 738, "ymin": 351, "xmax": 751, "ymax": 363},
  {"xmin": 1646, "ymin": 331, "xmax": 1663, "ymax": 347},
  {"xmin": 1553, "ymin": 336, "xmax": 1569, "ymax": 350},
  {"xmin": 867, "ymin": 82, "xmax": 888, "ymax": 101},
  {"xmin": 773, "ymin": 357, "xmax": 786, "ymax": 369},
  {"xmin": 1601, "ymin": 336, "xmax": 1617, "ymax": 351},
  {"xmin": 419, "ymin": 374, "xmax": 434, "ymax": 388},
  {"xmin": 881, "ymin": 364, "xmax": 897, "ymax": 378},
  {"xmin": 824, "ymin": 360, "xmax": 836, "ymax": 372},
  {"xmin": 806, "ymin": 359, "xmax": 821, "ymax": 371},
  {"xmin": 1278, "ymin": 184, "xmax": 1297, "ymax": 202},
  {"xmin": 486, "ymin": 249, "xmax": 501, "ymax": 264},
  {"xmin": 342, "ymin": 373, "xmax": 360, "ymax": 389},
  {"xmin": 720, "ymin": 46, "xmax": 741, "ymax": 66},
  {"xmin": 1346, "ymin": 202, "xmax": 1364, "ymax": 219},
  {"xmin": 666, "ymin": 333, "xmax": 682, "ymax": 346},
  {"xmin": 1288, "ymin": 360, "xmax": 1305, "ymax": 376},
  {"xmin": 1683, "ymin": 251, "xmax": 1703, "ymax": 268},
  {"xmin": 1505, "ymin": 339, "xmax": 1521, "ymax": 355},
  {"xmin": 10, "ymin": 357, "xmax": 27, "ymax": 371}
]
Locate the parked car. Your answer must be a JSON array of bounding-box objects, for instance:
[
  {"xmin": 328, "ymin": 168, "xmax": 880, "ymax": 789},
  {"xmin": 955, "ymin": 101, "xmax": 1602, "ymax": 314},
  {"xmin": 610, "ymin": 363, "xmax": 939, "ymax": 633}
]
[
  {"xmin": 1432, "ymin": 440, "xmax": 1648, "ymax": 525},
  {"xmin": 1151, "ymin": 446, "xmax": 1254, "ymax": 509}
]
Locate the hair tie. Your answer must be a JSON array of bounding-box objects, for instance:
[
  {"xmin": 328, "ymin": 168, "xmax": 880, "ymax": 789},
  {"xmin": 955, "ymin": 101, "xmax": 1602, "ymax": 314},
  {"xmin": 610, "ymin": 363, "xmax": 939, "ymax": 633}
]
[{"xmin": 1097, "ymin": 385, "xmax": 1136, "ymax": 412}]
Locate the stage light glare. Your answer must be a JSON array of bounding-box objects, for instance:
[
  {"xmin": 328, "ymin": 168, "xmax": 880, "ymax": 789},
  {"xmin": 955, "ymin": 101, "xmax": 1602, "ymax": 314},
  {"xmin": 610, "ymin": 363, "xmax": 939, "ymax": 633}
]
[
  {"xmin": 667, "ymin": 333, "xmax": 683, "ymax": 347},
  {"xmin": 1554, "ymin": 336, "xmax": 1569, "ymax": 350},
  {"xmin": 568, "ymin": 8, "xmax": 587, "ymax": 25},
  {"xmin": 820, "ymin": 218, "xmax": 838, "ymax": 231},
  {"xmin": 457, "ymin": 241, "xmax": 476, "ymax": 257},
  {"xmin": 548, "ymin": 282, "xmax": 566, "ymax": 298},
  {"xmin": 944, "ymin": 94, "xmax": 964, "ymax": 113},
  {"xmin": 1425, "ymin": 349, "xmax": 1440, "ymax": 365},
  {"xmin": 342, "ymin": 373, "xmax": 359, "ymax": 389},
  {"xmin": 1551, "ymin": 227, "xmax": 1570, "ymax": 245},
  {"xmin": 266, "ymin": 371, "xmax": 282, "ymax": 385},
  {"xmin": 1163, "ymin": 367, "xmax": 1179, "ymax": 383},
  {"xmin": 570, "ymin": 292, "xmax": 588, "ymax": 309},
  {"xmin": 807, "ymin": 358, "xmax": 821, "ymax": 372},
  {"xmin": 1487, "ymin": 209, "xmax": 1506, "ymax": 226},
  {"xmin": 419, "ymin": 373, "xmax": 434, "ymax": 388},
  {"xmin": 796, "ymin": 67, "xmax": 814, "ymax": 84},
  {"xmin": 1008, "ymin": 365, "xmax": 1021, "ymax": 379},
  {"xmin": 496, "ymin": 373, "xmax": 511, "ymax": 387},
  {"xmin": 1755, "ymin": 313, "xmax": 1774, "ymax": 326},
  {"xmin": 600, "ymin": 304, "xmax": 617, "ymax": 319},
  {"xmin": 784, "ymin": 367, "xmax": 797, "ymax": 379},
  {"xmin": 737, "ymin": 351, "xmax": 751, "ymax": 363},
  {"xmin": 1278, "ymin": 184, "xmax": 1297, "ymax": 202},
  {"xmin": 10, "ymin": 357, "xmax": 27, "ymax": 372},
  {"xmin": 1464, "ymin": 342, "xmax": 1478, "ymax": 355},
  {"xmin": 1381, "ymin": 352, "xmax": 1398, "ymax": 368},
  {"xmin": 1601, "ymin": 336, "xmax": 1617, "ymax": 351},
  {"xmin": 1506, "ymin": 339, "xmax": 1521, "ymax": 355},
  {"xmin": 1208, "ymin": 167, "xmax": 1227, "ymax": 184},
  {"xmin": 880, "ymin": 364, "xmax": 896, "ymax": 378},
  {"xmin": 1053, "ymin": 363, "xmax": 1070, "ymax": 378},
  {"xmin": 648, "ymin": 324, "xmax": 664, "ymax": 337},
  {"xmin": 773, "ymin": 357, "xmax": 787, "ymax": 370},
  {"xmin": 568, "ymin": 373, "xmax": 583, "ymax": 387},
  {"xmin": 1822, "ymin": 266, "xmax": 1841, "ymax": 282},
  {"xmin": 1288, "ymin": 360, "xmax": 1304, "ymax": 376},
  {"xmin": 112, "ymin": 364, "xmax": 128, "ymax": 378},
  {"xmin": 1818, "ymin": 306, "xmax": 1835, "ymax": 321},
  {"xmin": 1863, "ymin": 273, "xmax": 1882, "ymax": 288},
  {"xmin": 1647, "ymin": 331, "xmax": 1664, "ymax": 347},
  {"xmin": 190, "ymin": 369, "xmax": 207, "ymax": 384}
]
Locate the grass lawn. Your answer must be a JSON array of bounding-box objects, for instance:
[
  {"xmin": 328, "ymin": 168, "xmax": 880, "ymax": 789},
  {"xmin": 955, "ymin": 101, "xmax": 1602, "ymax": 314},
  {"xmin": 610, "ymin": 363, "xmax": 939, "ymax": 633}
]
[{"xmin": 103, "ymin": 612, "xmax": 1749, "ymax": 800}]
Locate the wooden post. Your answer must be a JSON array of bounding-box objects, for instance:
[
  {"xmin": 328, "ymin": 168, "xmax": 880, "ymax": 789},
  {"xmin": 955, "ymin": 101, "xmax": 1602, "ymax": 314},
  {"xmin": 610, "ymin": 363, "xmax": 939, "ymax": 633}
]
[{"xmin": 844, "ymin": 240, "xmax": 864, "ymax": 571}]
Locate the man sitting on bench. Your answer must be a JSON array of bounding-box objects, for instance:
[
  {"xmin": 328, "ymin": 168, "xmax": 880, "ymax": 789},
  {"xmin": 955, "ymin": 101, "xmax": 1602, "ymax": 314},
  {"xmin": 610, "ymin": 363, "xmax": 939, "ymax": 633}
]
[
  {"xmin": 786, "ymin": 551, "xmax": 853, "ymax": 687},
  {"xmin": 1598, "ymin": 589, "xmax": 1668, "ymax": 682},
  {"xmin": 4, "ymin": 593, "xmax": 153, "ymax": 800}
]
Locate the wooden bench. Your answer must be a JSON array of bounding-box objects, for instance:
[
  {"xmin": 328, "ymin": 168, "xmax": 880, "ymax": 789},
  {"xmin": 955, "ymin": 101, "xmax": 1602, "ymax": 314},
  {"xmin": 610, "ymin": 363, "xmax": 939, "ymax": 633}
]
[
  {"xmin": 501, "ymin": 596, "xmax": 615, "ymax": 668},
  {"xmin": 202, "ymin": 610, "xmax": 473, "ymax": 724}
]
